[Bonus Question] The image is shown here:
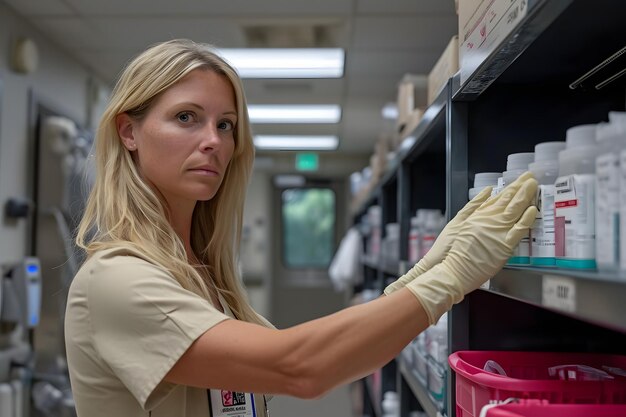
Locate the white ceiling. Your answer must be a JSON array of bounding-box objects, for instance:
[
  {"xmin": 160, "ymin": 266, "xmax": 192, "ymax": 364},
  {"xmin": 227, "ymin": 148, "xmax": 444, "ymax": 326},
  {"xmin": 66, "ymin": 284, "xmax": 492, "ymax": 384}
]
[{"xmin": 3, "ymin": 0, "xmax": 458, "ymax": 157}]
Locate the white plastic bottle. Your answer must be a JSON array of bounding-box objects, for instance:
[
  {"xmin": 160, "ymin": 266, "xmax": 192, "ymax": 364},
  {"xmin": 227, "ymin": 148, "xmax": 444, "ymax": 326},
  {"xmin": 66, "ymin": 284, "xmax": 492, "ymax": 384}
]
[
  {"xmin": 491, "ymin": 176, "xmax": 504, "ymax": 197},
  {"xmin": 368, "ymin": 205, "xmax": 382, "ymax": 262},
  {"xmin": 503, "ymin": 152, "xmax": 535, "ymax": 265},
  {"xmin": 381, "ymin": 391, "xmax": 400, "ymax": 417},
  {"xmin": 596, "ymin": 117, "xmax": 626, "ymax": 271},
  {"xmin": 419, "ymin": 210, "xmax": 443, "ymax": 259},
  {"xmin": 613, "ymin": 113, "xmax": 626, "ymax": 271},
  {"xmin": 383, "ymin": 222, "xmax": 400, "ymax": 267},
  {"xmin": 408, "ymin": 216, "xmax": 420, "ymax": 264},
  {"xmin": 529, "ymin": 142, "xmax": 566, "ymax": 266},
  {"xmin": 554, "ymin": 125, "xmax": 597, "ymax": 269},
  {"xmin": 469, "ymin": 172, "xmax": 500, "ymax": 200}
]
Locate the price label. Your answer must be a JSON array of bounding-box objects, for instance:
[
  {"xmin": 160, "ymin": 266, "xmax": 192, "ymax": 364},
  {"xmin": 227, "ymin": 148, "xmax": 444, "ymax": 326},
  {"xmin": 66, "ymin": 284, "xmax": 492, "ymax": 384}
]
[{"xmin": 542, "ymin": 275, "xmax": 576, "ymax": 312}]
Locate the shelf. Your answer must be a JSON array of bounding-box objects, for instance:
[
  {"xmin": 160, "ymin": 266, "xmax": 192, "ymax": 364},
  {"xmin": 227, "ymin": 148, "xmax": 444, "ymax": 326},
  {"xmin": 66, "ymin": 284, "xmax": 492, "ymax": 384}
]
[
  {"xmin": 486, "ymin": 266, "xmax": 626, "ymax": 333},
  {"xmin": 364, "ymin": 374, "xmax": 382, "ymax": 417},
  {"xmin": 362, "ymin": 256, "xmax": 379, "ymax": 270},
  {"xmin": 504, "ymin": 265, "xmax": 626, "ymax": 284},
  {"xmin": 380, "ymin": 260, "xmax": 402, "ymax": 277},
  {"xmin": 353, "ymin": 187, "xmax": 381, "ymax": 218},
  {"xmin": 401, "ymin": 85, "xmax": 447, "ymax": 163},
  {"xmin": 454, "ymin": 0, "xmax": 572, "ymax": 100},
  {"xmin": 361, "ymin": 257, "xmax": 404, "ymax": 276},
  {"xmin": 379, "ymin": 160, "xmax": 399, "ymax": 190},
  {"xmin": 455, "ymin": 0, "xmax": 626, "ymax": 100},
  {"xmin": 397, "ymin": 353, "xmax": 441, "ymax": 417}
]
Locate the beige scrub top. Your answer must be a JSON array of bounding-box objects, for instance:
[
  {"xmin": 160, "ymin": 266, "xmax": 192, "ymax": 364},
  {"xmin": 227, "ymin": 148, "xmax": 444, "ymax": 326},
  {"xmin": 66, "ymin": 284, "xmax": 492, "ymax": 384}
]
[{"xmin": 65, "ymin": 247, "xmax": 271, "ymax": 417}]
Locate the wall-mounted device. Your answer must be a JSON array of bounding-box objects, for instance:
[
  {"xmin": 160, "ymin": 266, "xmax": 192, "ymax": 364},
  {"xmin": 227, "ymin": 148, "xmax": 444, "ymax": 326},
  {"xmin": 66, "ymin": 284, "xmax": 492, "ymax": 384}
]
[{"xmin": 2, "ymin": 258, "xmax": 42, "ymax": 329}]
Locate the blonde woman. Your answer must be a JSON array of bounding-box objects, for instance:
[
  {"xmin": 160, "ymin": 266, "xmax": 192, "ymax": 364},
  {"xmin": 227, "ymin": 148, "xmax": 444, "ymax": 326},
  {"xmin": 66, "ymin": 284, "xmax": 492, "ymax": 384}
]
[{"xmin": 65, "ymin": 39, "xmax": 538, "ymax": 417}]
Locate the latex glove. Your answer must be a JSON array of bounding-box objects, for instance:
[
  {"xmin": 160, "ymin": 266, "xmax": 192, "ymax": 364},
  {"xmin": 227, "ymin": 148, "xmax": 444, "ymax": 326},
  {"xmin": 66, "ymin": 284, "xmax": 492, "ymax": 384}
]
[
  {"xmin": 384, "ymin": 186, "xmax": 492, "ymax": 296},
  {"xmin": 405, "ymin": 172, "xmax": 538, "ymax": 324}
]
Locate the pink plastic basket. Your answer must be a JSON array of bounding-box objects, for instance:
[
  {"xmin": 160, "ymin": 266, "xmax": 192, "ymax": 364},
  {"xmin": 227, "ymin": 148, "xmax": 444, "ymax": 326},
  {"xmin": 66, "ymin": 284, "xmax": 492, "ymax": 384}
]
[
  {"xmin": 448, "ymin": 351, "xmax": 626, "ymax": 417},
  {"xmin": 484, "ymin": 400, "xmax": 626, "ymax": 417}
]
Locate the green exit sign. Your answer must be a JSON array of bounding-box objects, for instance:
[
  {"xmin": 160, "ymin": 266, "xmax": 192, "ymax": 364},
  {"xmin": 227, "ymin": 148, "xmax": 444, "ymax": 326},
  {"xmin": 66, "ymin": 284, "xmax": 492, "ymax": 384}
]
[{"xmin": 295, "ymin": 153, "xmax": 319, "ymax": 171}]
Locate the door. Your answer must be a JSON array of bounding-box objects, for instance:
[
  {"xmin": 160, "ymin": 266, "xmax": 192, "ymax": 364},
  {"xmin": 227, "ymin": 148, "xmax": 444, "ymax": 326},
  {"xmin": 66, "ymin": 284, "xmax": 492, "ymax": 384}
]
[{"xmin": 270, "ymin": 177, "xmax": 348, "ymax": 328}]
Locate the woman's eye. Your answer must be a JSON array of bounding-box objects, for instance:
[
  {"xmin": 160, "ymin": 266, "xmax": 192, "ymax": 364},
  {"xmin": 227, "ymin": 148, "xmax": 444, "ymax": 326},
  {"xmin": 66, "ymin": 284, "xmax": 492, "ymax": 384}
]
[
  {"xmin": 177, "ymin": 112, "xmax": 194, "ymax": 123},
  {"xmin": 218, "ymin": 120, "xmax": 235, "ymax": 131}
]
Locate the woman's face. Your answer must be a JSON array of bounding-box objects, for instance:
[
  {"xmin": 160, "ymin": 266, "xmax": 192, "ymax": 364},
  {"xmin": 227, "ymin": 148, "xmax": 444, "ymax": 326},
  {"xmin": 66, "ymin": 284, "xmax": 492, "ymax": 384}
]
[{"xmin": 118, "ymin": 69, "xmax": 237, "ymax": 207}]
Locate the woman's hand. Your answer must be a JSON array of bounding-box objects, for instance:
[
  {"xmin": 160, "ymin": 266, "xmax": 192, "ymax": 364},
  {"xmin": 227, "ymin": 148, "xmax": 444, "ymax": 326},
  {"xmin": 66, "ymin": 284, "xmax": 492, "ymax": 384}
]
[
  {"xmin": 384, "ymin": 185, "xmax": 492, "ymax": 295},
  {"xmin": 404, "ymin": 172, "xmax": 538, "ymax": 324}
]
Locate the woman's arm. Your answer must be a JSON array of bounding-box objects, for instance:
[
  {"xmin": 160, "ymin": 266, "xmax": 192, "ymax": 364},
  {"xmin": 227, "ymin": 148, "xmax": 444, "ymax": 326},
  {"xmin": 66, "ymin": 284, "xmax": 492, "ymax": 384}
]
[
  {"xmin": 164, "ymin": 287, "xmax": 427, "ymax": 399},
  {"xmin": 165, "ymin": 173, "xmax": 537, "ymax": 399}
]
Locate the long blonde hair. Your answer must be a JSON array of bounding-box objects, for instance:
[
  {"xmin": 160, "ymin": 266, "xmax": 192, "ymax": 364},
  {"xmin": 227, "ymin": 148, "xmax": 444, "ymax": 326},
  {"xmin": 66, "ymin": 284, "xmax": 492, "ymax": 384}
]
[{"xmin": 76, "ymin": 39, "xmax": 265, "ymax": 326}]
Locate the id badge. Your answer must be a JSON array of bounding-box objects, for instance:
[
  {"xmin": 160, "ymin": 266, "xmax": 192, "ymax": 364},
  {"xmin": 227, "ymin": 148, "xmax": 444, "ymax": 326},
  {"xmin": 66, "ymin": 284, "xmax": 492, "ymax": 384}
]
[{"xmin": 209, "ymin": 390, "xmax": 256, "ymax": 417}]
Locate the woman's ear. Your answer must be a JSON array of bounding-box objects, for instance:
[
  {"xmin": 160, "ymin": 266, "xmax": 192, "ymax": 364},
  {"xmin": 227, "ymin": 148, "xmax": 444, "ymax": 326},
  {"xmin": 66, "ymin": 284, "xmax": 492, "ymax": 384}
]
[{"xmin": 116, "ymin": 113, "xmax": 137, "ymax": 151}]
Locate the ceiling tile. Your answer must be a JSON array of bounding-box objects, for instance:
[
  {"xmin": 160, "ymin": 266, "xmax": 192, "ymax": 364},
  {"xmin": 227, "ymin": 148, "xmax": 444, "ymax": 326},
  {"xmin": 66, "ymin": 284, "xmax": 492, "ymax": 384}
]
[
  {"xmin": 242, "ymin": 79, "xmax": 346, "ymax": 104},
  {"xmin": 352, "ymin": 16, "xmax": 458, "ymax": 50},
  {"xmin": 357, "ymin": 0, "xmax": 456, "ymax": 15},
  {"xmin": 73, "ymin": 17, "xmax": 246, "ymax": 50},
  {"xmin": 63, "ymin": 0, "xmax": 353, "ymax": 16},
  {"xmin": 347, "ymin": 49, "xmax": 441, "ymax": 76},
  {"xmin": 251, "ymin": 124, "xmax": 339, "ymax": 136},
  {"xmin": 346, "ymin": 76, "xmax": 401, "ymax": 101},
  {"xmin": 347, "ymin": 76, "xmax": 427, "ymax": 107},
  {"xmin": 2, "ymin": 0, "xmax": 74, "ymax": 16},
  {"xmin": 4, "ymin": 0, "xmax": 456, "ymax": 156}
]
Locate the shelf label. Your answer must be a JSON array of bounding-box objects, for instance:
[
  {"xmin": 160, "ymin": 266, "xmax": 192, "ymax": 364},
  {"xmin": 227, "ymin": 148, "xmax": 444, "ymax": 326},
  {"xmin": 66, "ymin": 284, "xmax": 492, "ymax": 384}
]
[
  {"xmin": 542, "ymin": 275, "xmax": 576, "ymax": 313},
  {"xmin": 460, "ymin": 0, "xmax": 529, "ymax": 84}
]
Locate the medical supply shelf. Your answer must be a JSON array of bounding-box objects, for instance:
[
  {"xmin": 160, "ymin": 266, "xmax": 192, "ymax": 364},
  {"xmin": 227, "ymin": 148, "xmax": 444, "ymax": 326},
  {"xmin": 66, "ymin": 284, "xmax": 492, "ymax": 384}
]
[
  {"xmin": 491, "ymin": 267, "xmax": 626, "ymax": 334},
  {"xmin": 364, "ymin": 374, "xmax": 382, "ymax": 417},
  {"xmin": 397, "ymin": 352, "xmax": 440, "ymax": 417},
  {"xmin": 354, "ymin": 0, "xmax": 626, "ymax": 417},
  {"xmin": 354, "ymin": 1, "xmax": 626, "ymax": 415},
  {"xmin": 454, "ymin": 0, "xmax": 574, "ymax": 101}
]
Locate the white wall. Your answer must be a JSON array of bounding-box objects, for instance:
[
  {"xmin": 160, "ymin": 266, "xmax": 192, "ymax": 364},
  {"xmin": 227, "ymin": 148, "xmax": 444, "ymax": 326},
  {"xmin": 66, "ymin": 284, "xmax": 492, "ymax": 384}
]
[{"xmin": 0, "ymin": 3, "xmax": 96, "ymax": 263}]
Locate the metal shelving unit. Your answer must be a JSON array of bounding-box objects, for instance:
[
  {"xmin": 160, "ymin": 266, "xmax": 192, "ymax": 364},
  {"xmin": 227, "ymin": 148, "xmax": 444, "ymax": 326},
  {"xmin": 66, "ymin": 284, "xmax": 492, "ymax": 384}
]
[
  {"xmin": 397, "ymin": 354, "xmax": 440, "ymax": 417},
  {"xmin": 354, "ymin": 1, "xmax": 626, "ymax": 415},
  {"xmin": 364, "ymin": 375, "xmax": 382, "ymax": 417},
  {"xmin": 490, "ymin": 267, "xmax": 626, "ymax": 333},
  {"xmin": 454, "ymin": 0, "xmax": 574, "ymax": 100}
]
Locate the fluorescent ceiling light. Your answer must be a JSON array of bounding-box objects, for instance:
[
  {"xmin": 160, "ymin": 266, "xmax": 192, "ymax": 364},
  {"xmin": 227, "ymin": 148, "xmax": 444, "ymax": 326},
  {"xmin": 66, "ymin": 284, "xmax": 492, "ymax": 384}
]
[
  {"xmin": 218, "ymin": 48, "xmax": 344, "ymax": 78},
  {"xmin": 254, "ymin": 135, "xmax": 338, "ymax": 150},
  {"xmin": 248, "ymin": 104, "xmax": 341, "ymax": 123},
  {"xmin": 382, "ymin": 103, "xmax": 398, "ymax": 120}
]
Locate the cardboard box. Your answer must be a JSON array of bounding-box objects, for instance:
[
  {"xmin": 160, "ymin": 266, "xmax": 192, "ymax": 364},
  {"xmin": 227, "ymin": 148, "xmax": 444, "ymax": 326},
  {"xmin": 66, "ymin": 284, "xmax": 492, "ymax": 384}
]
[
  {"xmin": 458, "ymin": 0, "xmax": 492, "ymax": 44},
  {"xmin": 399, "ymin": 108, "xmax": 424, "ymax": 140},
  {"xmin": 396, "ymin": 74, "xmax": 426, "ymax": 132},
  {"xmin": 427, "ymin": 35, "xmax": 459, "ymax": 105}
]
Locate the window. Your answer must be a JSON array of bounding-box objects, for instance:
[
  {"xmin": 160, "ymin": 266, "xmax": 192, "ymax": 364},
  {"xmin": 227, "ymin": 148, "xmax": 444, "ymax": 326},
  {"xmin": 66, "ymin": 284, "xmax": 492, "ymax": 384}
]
[{"xmin": 282, "ymin": 188, "xmax": 335, "ymax": 268}]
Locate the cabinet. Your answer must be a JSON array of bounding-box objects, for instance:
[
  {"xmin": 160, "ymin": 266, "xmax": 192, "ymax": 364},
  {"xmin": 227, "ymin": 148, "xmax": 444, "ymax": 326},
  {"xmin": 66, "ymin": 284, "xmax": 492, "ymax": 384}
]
[{"xmin": 354, "ymin": 1, "xmax": 626, "ymax": 416}]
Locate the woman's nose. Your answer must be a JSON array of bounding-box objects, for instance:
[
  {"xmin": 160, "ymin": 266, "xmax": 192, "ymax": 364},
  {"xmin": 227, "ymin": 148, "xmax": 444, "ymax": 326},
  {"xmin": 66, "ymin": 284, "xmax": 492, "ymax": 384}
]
[{"xmin": 199, "ymin": 125, "xmax": 220, "ymax": 151}]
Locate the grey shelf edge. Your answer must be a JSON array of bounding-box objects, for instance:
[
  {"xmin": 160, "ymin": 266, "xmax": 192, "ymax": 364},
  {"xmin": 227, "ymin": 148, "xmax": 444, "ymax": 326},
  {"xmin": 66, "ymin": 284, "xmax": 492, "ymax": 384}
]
[
  {"xmin": 486, "ymin": 266, "xmax": 626, "ymax": 333},
  {"xmin": 399, "ymin": 85, "xmax": 448, "ymax": 162},
  {"xmin": 362, "ymin": 256, "xmax": 380, "ymax": 270},
  {"xmin": 453, "ymin": 0, "xmax": 573, "ymax": 101},
  {"xmin": 364, "ymin": 375, "xmax": 382, "ymax": 417},
  {"xmin": 381, "ymin": 261, "xmax": 403, "ymax": 276},
  {"xmin": 379, "ymin": 160, "xmax": 400, "ymax": 190},
  {"xmin": 397, "ymin": 353, "xmax": 442, "ymax": 417},
  {"xmin": 352, "ymin": 85, "xmax": 448, "ymax": 217},
  {"xmin": 362, "ymin": 258, "xmax": 404, "ymax": 276}
]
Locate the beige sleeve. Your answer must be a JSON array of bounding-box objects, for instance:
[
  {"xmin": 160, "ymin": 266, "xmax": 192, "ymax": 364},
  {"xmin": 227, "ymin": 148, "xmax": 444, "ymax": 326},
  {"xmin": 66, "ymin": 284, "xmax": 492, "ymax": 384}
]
[{"xmin": 87, "ymin": 252, "xmax": 230, "ymax": 410}]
